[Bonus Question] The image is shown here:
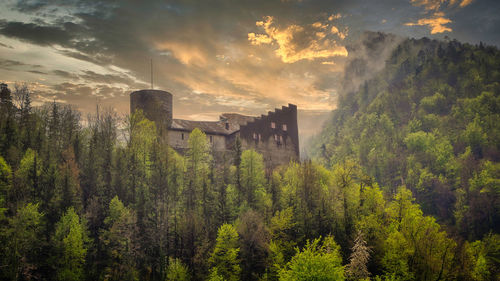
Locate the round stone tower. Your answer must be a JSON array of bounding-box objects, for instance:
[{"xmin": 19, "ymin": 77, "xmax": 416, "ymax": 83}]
[{"xmin": 130, "ymin": 89, "xmax": 173, "ymax": 127}]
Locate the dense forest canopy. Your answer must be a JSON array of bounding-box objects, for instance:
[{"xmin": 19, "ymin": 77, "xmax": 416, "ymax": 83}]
[{"xmin": 1, "ymin": 34, "xmax": 499, "ymax": 281}]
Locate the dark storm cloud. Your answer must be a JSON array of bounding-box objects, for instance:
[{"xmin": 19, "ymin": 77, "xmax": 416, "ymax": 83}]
[
  {"xmin": 0, "ymin": 59, "xmax": 43, "ymax": 71},
  {"xmin": 57, "ymin": 50, "xmax": 112, "ymax": 66},
  {"xmin": 79, "ymin": 70, "xmax": 130, "ymax": 85},
  {"xmin": 0, "ymin": 59, "xmax": 28, "ymax": 68},
  {"xmin": 0, "ymin": 21, "xmax": 74, "ymax": 46},
  {"xmin": 52, "ymin": 70, "xmax": 79, "ymax": 80},
  {"xmin": 46, "ymin": 81, "xmax": 131, "ymax": 113},
  {"xmin": 27, "ymin": 70, "xmax": 46, "ymax": 74}
]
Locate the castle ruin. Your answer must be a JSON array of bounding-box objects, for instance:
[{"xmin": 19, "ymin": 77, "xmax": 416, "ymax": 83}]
[{"xmin": 130, "ymin": 89, "xmax": 299, "ymax": 168}]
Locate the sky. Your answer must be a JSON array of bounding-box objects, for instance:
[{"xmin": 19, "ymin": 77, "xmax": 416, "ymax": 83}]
[{"xmin": 0, "ymin": 0, "xmax": 499, "ymax": 141}]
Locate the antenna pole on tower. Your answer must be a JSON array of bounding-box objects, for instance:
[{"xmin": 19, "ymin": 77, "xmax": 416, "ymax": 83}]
[{"xmin": 150, "ymin": 58, "xmax": 153, "ymax": 89}]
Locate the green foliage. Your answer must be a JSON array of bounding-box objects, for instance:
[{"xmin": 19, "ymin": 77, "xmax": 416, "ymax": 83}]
[
  {"xmin": 3, "ymin": 203, "xmax": 44, "ymax": 280},
  {"xmin": 209, "ymin": 224, "xmax": 241, "ymax": 281},
  {"xmin": 14, "ymin": 148, "xmax": 39, "ymax": 204},
  {"xmin": 279, "ymin": 235, "xmax": 345, "ymax": 281},
  {"xmin": 239, "ymin": 149, "xmax": 267, "ymax": 211},
  {"xmin": 310, "ymin": 37, "xmax": 500, "ymax": 241},
  {"xmin": 0, "ymin": 155, "xmax": 12, "ymax": 201},
  {"xmin": 186, "ymin": 128, "xmax": 212, "ymax": 209},
  {"xmin": 238, "ymin": 209, "xmax": 270, "ymax": 280},
  {"xmin": 100, "ymin": 196, "xmax": 139, "ymax": 281},
  {"xmin": 420, "ymin": 92, "xmax": 446, "ymax": 114},
  {"xmin": 383, "ymin": 187, "xmax": 456, "ymax": 280},
  {"xmin": 52, "ymin": 207, "xmax": 88, "ymax": 281},
  {"xmin": 166, "ymin": 257, "xmax": 190, "ymax": 281}
]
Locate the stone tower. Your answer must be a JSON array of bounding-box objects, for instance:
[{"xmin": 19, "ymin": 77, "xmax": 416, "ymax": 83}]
[{"xmin": 130, "ymin": 89, "xmax": 173, "ymax": 127}]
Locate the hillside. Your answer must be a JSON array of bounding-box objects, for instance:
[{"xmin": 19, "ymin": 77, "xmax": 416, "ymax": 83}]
[{"xmin": 310, "ymin": 35, "xmax": 500, "ymax": 239}]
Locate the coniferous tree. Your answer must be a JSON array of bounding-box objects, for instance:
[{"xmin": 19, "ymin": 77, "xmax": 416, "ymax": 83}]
[
  {"xmin": 100, "ymin": 196, "xmax": 139, "ymax": 281},
  {"xmin": 209, "ymin": 224, "xmax": 241, "ymax": 281},
  {"xmin": 166, "ymin": 257, "xmax": 190, "ymax": 281},
  {"xmin": 52, "ymin": 207, "xmax": 88, "ymax": 281}
]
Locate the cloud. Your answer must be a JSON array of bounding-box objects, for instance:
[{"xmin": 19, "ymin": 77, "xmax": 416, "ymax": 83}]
[
  {"xmin": 52, "ymin": 70, "xmax": 79, "ymax": 80},
  {"xmin": 79, "ymin": 70, "xmax": 131, "ymax": 85},
  {"xmin": 0, "ymin": 58, "xmax": 43, "ymax": 71},
  {"xmin": 248, "ymin": 16, "xmax": 348, "ymax": 63},
  {"xmin": 154, "ymin": 41, "xmax": 208, "ymax": 66},
  {"xmin": 459, "ymin": 0, "xmax": 474, "ymax": 7},
  {"xmin": 39, "ymin": 81, "xmax": 131, "ymax": 113},
  {"xmin": 405, "ymin": 13, "xmax": 452, "ymax": 34},
  {"xmin": 0, "ymin": 42, "xmax": 13, "ymax": 48},
  {"xmin": 406, "ymin": 0, "xmax": 476, "ymax": 34},
  {"xmin": 409, "ymin": 0, "xmax": 447, "ymax": 11},
  {"xmin": 409, "ymin": 0, "xmax": 474, "ymax": 10},
  {"xmin": 0, "ymin": 21, "xmax": 74, "ymax": 46},
  {"xmin": 27, "ymin": 70, "xmax": 46, "ymax": 74}
]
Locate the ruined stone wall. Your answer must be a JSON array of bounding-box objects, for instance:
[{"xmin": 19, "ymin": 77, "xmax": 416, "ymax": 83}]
[
  {"xmin": 130, "ymin": 90, "xmax": 173, "ymax": 127},
  {"xmin": 239, "ymin": 104, "xmax": 299, "ymax": 168}
]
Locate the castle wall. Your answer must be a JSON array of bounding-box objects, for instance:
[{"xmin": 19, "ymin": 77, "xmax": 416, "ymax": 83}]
[
  {"xmin": 167, "ymin": 130, "xmax": 227, "ymax": 152},
  {"xmin": 167, "ymin": 130, "xmax": 189, "ymax": 150},
  {"xmin": 130, "ymin": 90, "xmax": 299, "ymax": 169},
  {"xmin": 239, "ymin": 104, "xmax": 299, "ymax": 168}
]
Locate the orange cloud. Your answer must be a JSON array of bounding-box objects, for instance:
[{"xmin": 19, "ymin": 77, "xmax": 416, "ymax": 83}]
[
  {"xmin": 247, "ymin": 33, "xmax": 273, "ymax": 45},
  {"xmin": 407, "ymin": 0, "xmax": 473, "ymax": 34},
  {"xmin": 154, "ymin": 41, "xmax": 208, "ymax": 66},
  {"xmin": 405, "ymin": 13, "xmax": 452, "ymax": 34},
  {"xmin": 409, "ymin": 0, "xmax": 446, "ymax": 11},
  {"xmin": 409, "ymin": 0, "xmax": 473, "ymax": 10},
  {"xmin": 248, "ymin": 16, "xmax": 348, "ymax": 63},
  {"xmin": 459, "ymin": 0, "xmax": 474, "ymax": 7}
]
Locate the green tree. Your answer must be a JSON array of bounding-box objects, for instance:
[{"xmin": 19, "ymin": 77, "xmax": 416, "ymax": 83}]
[
  {"xmin": 183, "ymin": 128, "xmax": 212, "ymax": 273},
  {"xmin": 279, "ymin": 235, "xmax": 345, "ymax": 281},
  {"xmin": 3, "ymin": 203, "xmax": 44, "ymax": 280},
  {"xmin": 52, "ymin": 207, "xmax": 88, "ymax": 281},
  {"xmin": 267, "ymin": 207, "xmax": 297, "ymax": 280},
  {"xmin": 166, "ymin": 257, "xmax": 190, "ymax": 281},
  {"xmin": 55, "ymin": 148, "xmax": 82, "ymax": 214},
  {"xmin": 238, "ymin": 210, "xmax": 270, "ymax": 280},
  {"xmin": 0, "ymin": 155, "xmax": 12, "ymax": 204},
  {"xmin": 239, "ymin": 149, "xmax": 266, "ymax": 210},
  {"xmin": 382, "ymin": 187, "xmax": 456, "ymax": 281},
  {"xmin": 185, "ymin": 128, "xmax": 211, "ymax": 211},
  {"xmin": 209, "ymin": 224, "xmax": 241, "ymax": 281},
  {"xmin": 100, "ymin": 196, "xmax": 139, "ymax": 281},
  {"xmin": 0, "ymin": 83, "xmax": 17, "ymax": 157}
]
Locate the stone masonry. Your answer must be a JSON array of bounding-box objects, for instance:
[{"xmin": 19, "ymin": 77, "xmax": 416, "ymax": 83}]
[{"xmin": 130, "ymin": 89, "xmax": 299, "ymax": 168}]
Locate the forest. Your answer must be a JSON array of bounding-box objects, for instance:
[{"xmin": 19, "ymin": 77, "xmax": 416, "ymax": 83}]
[{"xmin": 0, "ymin": 35, "xmax": 499, "ymax": 281}]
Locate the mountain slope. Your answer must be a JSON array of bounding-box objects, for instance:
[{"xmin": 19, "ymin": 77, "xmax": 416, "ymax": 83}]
[{"xmin": 310, "ymin": 36, "xmax": 500, "ymax": 240}]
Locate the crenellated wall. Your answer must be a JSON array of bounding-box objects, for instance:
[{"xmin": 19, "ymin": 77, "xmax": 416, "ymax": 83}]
[{"xmin": 239, "ymin": 104, "xmax": 299, "ymax": 168}]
